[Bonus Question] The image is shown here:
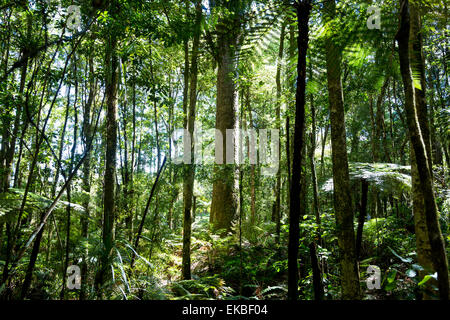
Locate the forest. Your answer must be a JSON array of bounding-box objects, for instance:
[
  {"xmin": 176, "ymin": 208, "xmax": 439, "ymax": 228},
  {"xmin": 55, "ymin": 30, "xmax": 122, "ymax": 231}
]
[{"xmin": 0, "ymin": 0, "xmax": 448, "ymax": 301}]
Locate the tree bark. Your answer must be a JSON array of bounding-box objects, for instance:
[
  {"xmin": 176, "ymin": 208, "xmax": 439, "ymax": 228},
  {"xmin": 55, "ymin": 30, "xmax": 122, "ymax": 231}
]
[
  {"xmin": 396, "ymin": 0, "xmax": 449, "ymax": 300},
  {"xmin": 356, "ymin": 180, "xmax": 368, "ymax": 260},
  {"xmin": 248, "ymin": 97, "xmax": 256, "ymax": 225},
  {"xmin": 80, "ymin": 53, "xmax": 95, "ymax": 300},
  {"xmin": 309, "ymin": 65, "xmax": 321, "ymax": 243},
  {"xmin": 323, "ymin": 0, "xmax": 360, "ymax": 300},
  {"xmin": 309, "ymin": 242, "xmax": 324, "ymax": 300},
  {"xmin": 273, "ymin": 23, "xmax": 285, "ymax": 243},
  {"xmin": 95, "ymin": 32, "xmax": 119, "ymax": 296},
  {"xmin": 287, "ymin": 0, "xmax": 312, "ymax": 301},
  {"xmin": 182, "ymin": 0, "xmax": 202, "ymax": 280},
  {"xmin": 210, "ymin": 4, "xmax": 240, "ymax": 232}
]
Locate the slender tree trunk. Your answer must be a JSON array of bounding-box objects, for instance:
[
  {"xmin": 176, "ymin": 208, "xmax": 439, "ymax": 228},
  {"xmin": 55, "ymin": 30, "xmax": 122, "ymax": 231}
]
[
  {"xmin": 287, "ymin": 0, "xmax": 311, "ymax": 301},
  {"xmin": 374, "ymin": 76, "xmax": 391, "ymax": 162},
  {"xmin": 119, "ymin": 56, "xmax": 132, "ymax": 244},
  {"xmin": 0, "ymin": 15, "xmax": 30, "ymax": 294},
  {"xmin": 61, "ymin": 58, "xmax": 79, "ymax": 299},
  {"xmin": 309, "ymin": 242, "xmax": 324, "ymax": 300},
  {"xmin": 182, "ymin": 0, "xmax": 202, "ymax": 280},
  {"xmin": 2, "ymin": 99, "xmax": 102, "ymax": 291},
  {"xmin": 127, "ymin": 68, "xmax": 136, "ymax": 241},
  {"xmin": 131, "ymin": 157, "xmax": 166, "ymax": 268},
  {"xmin": 320, "ymin": 121, "xmax": 329, "ymax": 178},
  {"xmin": 356, "ymin": 180, "xmax": 368, "ymax": 260},
  {"xmin": 309, "ymin": 66, "xmax": 321, "ymax": 243},
  {"xmin": 0, "ymin": 12, "xmax": 31, "ymax": 194},
  {"xmin": 95, "ymin": 32, "xmax": 119, "ymax": 297},
  {"xmin": 80, "ymin": 53, "xmax": 95, "ymax": 300},
  {"xmin": 51, "ymin": 86, "xmax": 71, "ymax": 198},
  {"xmin": 248, "ymin": 99, "xmax": 256, "ymax": 225},
  {"xmin": 323, "ymin": 0, "xmax": 360, "ymax": 300},
  {"xmin": 286, "ymin": 115, "xmax": 291, "ymax": 214},
  {"xmin": 149, "ymin": 46, "xmax": 161, "ymax": 171},
  {"xmin": 19, "ymin": 208, "xmax": 46, "ymax": 300},
  {"xmin": 273, "ymin": 23, "xmax": 285, "ymax": 243},
  {"xmin": 19, "ymin": 77, "xmax": 72, "ymax": 300}
]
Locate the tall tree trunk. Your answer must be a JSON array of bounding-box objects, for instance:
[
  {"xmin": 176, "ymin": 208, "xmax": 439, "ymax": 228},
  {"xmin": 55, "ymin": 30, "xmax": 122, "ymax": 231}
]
[
  {"xmin": 309, "ymin": 65, "xmax": 321, "ymax": 243},
  {"xmin": 149, "ymin": 45, "xmax": 161, "ymax": 171},
  {"xmin": 323, "ymin": 0, "xmax": 360, "ymax": 300},
  {"xmin": 182, "ymin": 0, "xmax": 202, "ymax": 280},
  {"xmin": 210, "ymin": 8, "xmax": 240, "ymax": 232},
  {"xmin": 95, "ymin": 32, "xmax": 118, "ymax": 297},
  {"xmin": 80, "ymin": 54, "xmax": 95, "ymax": 300},
  {"xmin": 248, "ymin": 93, "xmax": 256, "ymax": 225},
  {"xmin": 287, "ymin": 0, "xmax": 311, "ymax": 301},
  {"xmin": 60, "ymin": 57, "xmax": 79, "ymax": 299},
  {"xmin": 127, "ymin": 67, "xmax": 137, "ymax": 241},
  {"xmin": 374, "ymin": 76, "xmax": 391, "ymax": 162},
  {"xmin": 320, "ymin": 121, "xmax": 329, "ymax": 178},
  {"xmin": 273, "ymin": 23, "xmax": 285, "ymax": 243},
  {"xmin": 119, "ymin": 56, "xmax": 132, "ymax": 243},
  {"xmin": 396, "ymin": 0, "xmax": 449, "ymax": 299}
]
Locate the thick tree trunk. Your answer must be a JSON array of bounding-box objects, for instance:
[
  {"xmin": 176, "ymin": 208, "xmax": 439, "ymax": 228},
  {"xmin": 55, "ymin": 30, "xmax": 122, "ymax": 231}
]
[
  {"xmin": 411, "ymin": 146, "xmax": 435, "ymax": 299},
  {"xmin": 323, "ymin": 0, "xmax": 360, "ymax": 300},
  {"xmin": 210, "ymin": 12, "xmax": 240, "ymax": 232},
  {"xmin": 396, "ymin": 0, "xmax": 449, "ymax": 300}
]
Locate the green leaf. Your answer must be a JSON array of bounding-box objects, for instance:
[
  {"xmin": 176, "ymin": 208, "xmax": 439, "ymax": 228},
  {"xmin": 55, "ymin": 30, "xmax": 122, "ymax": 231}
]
[
  {"xmin": 384, "ymin": 281, "xmax": 396, "ymax": 291},
  {"xmin": 388, "ymin": 247, "xmax": 413, "ymax": 263},
  {"xmin": 418, "ymin": 275, "xmax": 432, "ymax": 287},
  {"xmin": 411, "ymin": 264, "xmax": 424, "ymax": 271},
  {"xmin": 384, "ymin": 270, "xmax": 397, "ymax": 291},
  {"xmin": 387, "ymin": 269, "xmax": 397, "ymax": 283},
  {"xmin": 406, "ymin": 269, "xmax": 416, "ymax": 278}
]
